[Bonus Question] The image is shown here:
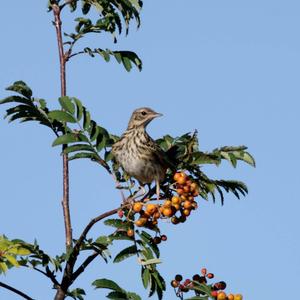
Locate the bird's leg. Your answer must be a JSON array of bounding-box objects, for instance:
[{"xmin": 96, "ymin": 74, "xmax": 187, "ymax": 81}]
[{"xmin": 131, "ymin": 185, "xmax": 147, "ymax": 201}]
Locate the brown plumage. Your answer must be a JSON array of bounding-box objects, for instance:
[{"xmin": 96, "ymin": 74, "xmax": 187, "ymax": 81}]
[{"xmin": 112, "ymin": 107, "xmax": 168, "ymax": 198}]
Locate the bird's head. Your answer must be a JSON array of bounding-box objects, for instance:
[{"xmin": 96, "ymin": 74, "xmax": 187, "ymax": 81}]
[{"xmin": 127, "ymin": 107, "xmax": 162, "ymax": 129}]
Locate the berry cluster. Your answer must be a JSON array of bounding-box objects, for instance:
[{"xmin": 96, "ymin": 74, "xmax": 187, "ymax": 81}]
[
  {"xmin": 131, "ymin": 172, "xmax": 199, "ymax": 228},
  {"xmin": 171, "ymin": 268, "xmax": 243, "ymax": 300}
]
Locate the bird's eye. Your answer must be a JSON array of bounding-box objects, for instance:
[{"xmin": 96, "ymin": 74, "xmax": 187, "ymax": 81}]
[{"xmin": 141, "ymin": 111, "xmax": 147, "ymax": 116}]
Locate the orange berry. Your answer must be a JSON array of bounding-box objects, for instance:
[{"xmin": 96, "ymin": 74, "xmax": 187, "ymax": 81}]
[
  {"xmin": 228, "ymin": 295, "xmax": 234, "ymax": 300},
  {"xmin": 146, "ymin": 203, "xmax": 157, "ymax": 215},
  {"xmin": 171, "ymin": 279, "xmax": 179, "ymax": 288},
  {"xmin": 177, "ymin": 176, "xmax": 187, "ymax": 185},
  {"xmin": 171, "ymin": 196, "xmax": 181, "ymax": 205},
  {"xmin": 188, "ymin": 196, "xmax": 194, "ymax": 201},
  {"xmin": 183, "ymin": 209, "xmax": 191, "ymax": 216},
  {"xmin": 176, "ymin": 188, "xmax": 184, "ymax": 195},
  {"xmin": 180, "ymin": 195, "xmax": 188, "ymax": 201},
  {"xmin": 135, "ymin": 218, "xmax": 147, "ymax": 227},
  {"xmin": 127, "ymin": 229, "xmax": 134, "ymax": 237},
  {"xmin": 153, "ymin": 211, "xmax": 161, "ymax": 219},
  {"xmin": 217, "ymin": 292, "xmax": 227, "ymax": 300},
  {"xmin": 163, "ymin": 200, "xmax": 172, "ymax": 208},
  {"xmin": 133, "ymin": 202, "xmax": 143, "ymax": 213},
  {"xmin": 152, "ymin": 219, "xmax": 158, "ymax": 225},
  {"xmin": 162, "ymin": 207, "xmax": 174, "ymax": 217},
  {"xmin": 183, "ymin": 200, "xmax": 193, "ymax": 209},
  {"xmin": 234, "ymin": 294, "xmax": 243, "ymax": 300},
  {"xmin": 183, "ymin": 185, "xmax": 190, "ymax": 193},
  {"xmin": 173, "ymin": 172, "xmax": 182, "ymax": 182},
  {"xmin": 190, "ymin": 182, "xmax": 197, "ymax": 190},
  {"xmin": 193, "ymin": 190, "xmax": 199, "ymax": 197}
]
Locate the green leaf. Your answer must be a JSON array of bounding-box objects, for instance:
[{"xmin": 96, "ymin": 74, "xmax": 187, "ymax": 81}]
[
  {"xmin": 0, "ymin": 95, "xmax": 32, "ymax": 106},
  {"xmin": 59, "ymin": 96, "xmax": 75, "ymax": 114},
  {"xmin": 127, "ymin": 292, "xmax": 142, "ymax": 300},
  {"xmin": 6, "ymin": 81, "xmax": 32, "ymax": 98},
  {"xmin": 142, "ymin": 267, "xmax": 150, "ymax": 289},
  {"xmin": 92, "ymin": 278, "xmax": 124, "ymax": 293},
  {"xmin": 83, "ymin": 107, "xmax": 91, "ymax": 130},
  {"xmin": 68, "ymin": 152, "xmax": 98, "ymax": 161},
  {"xmin": 122, "ymin": 56, "xmax": 132, "ymax": 72},
  {"xmin": 48, "ymin": 110, "xmax": 77, "ymax": 123},
  {"xmin": 104, "ymin": 219, "xmax": 131, "ymax": 230},
  {"xmin": 106, "ymin": 291, "xmax": 127, "ymax": 299},
  {"xmin": 52, "ymin": 133, "xmax": 88, "ymax": 146},
  {"xmin": 4, "ymin": 255, "xmax": 19, "ymax": 267},
  {"xmin": 113, "ymin": 245, "xmax": 138, "ymax": 263},
  {"xmin": 63, "ymin": 144, "xmax": 95, "ymax": 154},
  {"xmin": 73, "ymin": 98, "xmax": 83, "ymax": 121}
]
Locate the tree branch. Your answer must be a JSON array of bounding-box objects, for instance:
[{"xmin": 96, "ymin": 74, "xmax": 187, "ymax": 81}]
[
  {"xmin": 0, "ymin": 281, "xmax": 35, "ymax": 300},
  {"xmin": 72, "ymin": 252, "xmax": 98, "ymax": 282},
  {"xmin": 52, "ymin": 3, "xmax": 73, "ymax": 252}
]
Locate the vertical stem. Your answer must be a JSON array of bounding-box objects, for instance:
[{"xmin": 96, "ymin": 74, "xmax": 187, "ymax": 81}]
[{"xmin": 52, "ymin": 4, "xmax": 72, "ymax": 251}]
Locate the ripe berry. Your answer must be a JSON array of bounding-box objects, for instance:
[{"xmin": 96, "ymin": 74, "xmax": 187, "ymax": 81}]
[
  {"xmin": 227, "ymin": 294, "xmax": 234, "ymax": 300},
  {"xmin": 207, "ymin": 273, "xmax": 214, "ymax": 279},
  {"xmin": 234, "ymin": 294, "xmax": 243, "ymax": 300},
  {"xmin": 153, "ymin": 236, "xmax": 161, "ymax": 244},
  {"xmin": 217, "ymin": 292, "xmax": 227, "ymax": 300},
  {"xmin": 171, "ymin": 196, "xmax": 181, "ymax": 205},
  {"xmin": 214, "ymin": 281, "xmax": 226, "ymax": 290},
  {"xmin": 183, "ymin": 208, "xmax": 191, "ymax": 216},
  {"xmin": 161, "ymin": 234, "xmax": 167, "ymax": 241},
  {"xmin": 192, "ymin": 274, "xmax": 201, "ymax": 282},
  {"xmin": 163, "ymin": 200, "xmax": 172, "ymax": 208},
  {"xmin": 146, "ymin": 203, "xmax": 157, "ymax": 215},
  {"xmin": 211, "ymin": 291, "xmax": 218, "ymax": 297},
  {"xmin": 183, "ymin": 200, "xmax": 193, "ymax": 209},
  {"xmin": 175, "ymin": 274, "xmax": 183, "ymax": 282},
  {"xmin": 133, "ymin": 202, "xmax": 143, "ymax": 213},
  {"xmin": 171, "ymin": 280, "xmax": 179, "ymax": 288},
  {"xmin": 127, "ymin": 229, "xmax": 134, "ymax": 237},
  {"xmin": 162, "ymin": 207, "xmax": 174, "ymax": 217},
  {"xmin": 183, "ymin": 279, "xmax": 191, "ymax": 286},
  {"xmin": 201, "ymin": 268, "xmax": 207, "ymax": 276},
  {"xmin": 173, "ymin": 172, "xmax": 182, "ymax": 182},
  {"xmin": 135, "ymin": 218, "xmax": 147, "ymax": 227},
  {"xmin": 118, "ymin": 210, "xmax": 124, "ymax": 218}
]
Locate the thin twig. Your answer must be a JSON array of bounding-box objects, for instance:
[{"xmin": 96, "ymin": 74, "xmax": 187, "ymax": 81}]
[{"xmin": 0, "ymin": 281, "xmax": 35, "ymax": 300}]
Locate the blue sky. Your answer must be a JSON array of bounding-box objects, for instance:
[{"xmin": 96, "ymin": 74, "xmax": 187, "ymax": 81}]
[{"xmin": 1, "ymin": 1, "xmax": 300, "ymax": 299}]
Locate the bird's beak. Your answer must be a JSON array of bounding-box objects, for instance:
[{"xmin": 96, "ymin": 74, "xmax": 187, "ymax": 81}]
[{"xmin": 152, "ymin": 112, "xmax": 163, "ymax": 118}]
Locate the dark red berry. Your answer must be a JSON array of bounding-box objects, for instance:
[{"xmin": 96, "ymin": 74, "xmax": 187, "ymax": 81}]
[
  {"xmin": 153, "ymin": 237, "xmax": 161, "ymax": 244},
  {"xmin": 118, "ymin": 210, "xmax": 124, "ymax": 218},
  {"xmin": 161, "ymin": 234, "xmax": 167, "ymax": 241},
  {"xmin": 207, "ymin": 273, "xmax": 214, "ymax": 279},
  {"xmin": 175, "ymin": 274, "xmax": 183, "ymax": 282}
]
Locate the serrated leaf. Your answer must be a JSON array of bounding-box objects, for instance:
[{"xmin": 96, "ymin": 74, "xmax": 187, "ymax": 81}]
[
  {"xmin": 52, "ymin": 133, "xmax": 88, "ymax": 147},
  {"xmin": 92, "ymin": 278, "xmax": 123, "ymax": 293},
  {"xmin": 59, "ymin": 96, "xmax": 75, "ymax": 114},
  {"xmin": 113, "ymin": 245, "xmax": 138, "ymax": 263},
  {"xmin": 48, "ymin": 110, "xmax": 77, "ymax": 123}
]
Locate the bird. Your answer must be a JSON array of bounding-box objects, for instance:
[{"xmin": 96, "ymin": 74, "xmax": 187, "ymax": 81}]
[{"xmin": 112, "ymin": 107, "xmax": 170, "ymax": 200}]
